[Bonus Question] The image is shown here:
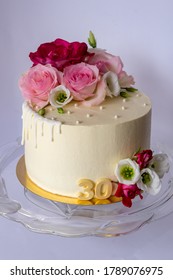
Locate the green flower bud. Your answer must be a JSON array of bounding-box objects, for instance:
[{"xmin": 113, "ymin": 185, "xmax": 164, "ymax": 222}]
[
  {"xmin": 88, "ymin": 31, "xmax": 97, "ymax": 48},
  {"xmin": 57, "ymin": 108, "xmax": 65, "ymax": 114},
  {"xmin": 38, "ymin": 108, "xmax": 45, "ymax": 116}
]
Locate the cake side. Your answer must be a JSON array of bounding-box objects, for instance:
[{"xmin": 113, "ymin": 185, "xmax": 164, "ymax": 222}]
[{"xmin": 22, "ymin": 92, "xmax": 151, "ymax": 199}]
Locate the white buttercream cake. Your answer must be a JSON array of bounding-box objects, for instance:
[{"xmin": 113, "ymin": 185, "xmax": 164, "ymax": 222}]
[{"xmin": 18, "ymin": 33, "xmax": 169, "ymax": 207}]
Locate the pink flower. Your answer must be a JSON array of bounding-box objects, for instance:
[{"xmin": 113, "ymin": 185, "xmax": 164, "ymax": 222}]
[
  {"xmin": 118, "ymin": 71, "xmax": 135, "ymax": 88},
  {"xmin": 81, "ymin": 78, "xmax": 107, "ymax": 107},
  {"xmin": 63, "ymin": 62, "xmax": 99, "ymax": 101},
  {"xmin": 135, "ymin": 149, "xmax": 153, "ymax": 170},
  {"xmin": 88, "ymin": 48, "xmax": 123, "ymax": 75},
  {"xmin": 115, "ymin": 183, "xmax": 143, "ymax": 208},
  {"xmin": 29, "ymin": 39, "xmax": 92, "ymax": 71},
  {"xmin": 19, "ymin": 64, "xmax": 61, "ymax": 108}
]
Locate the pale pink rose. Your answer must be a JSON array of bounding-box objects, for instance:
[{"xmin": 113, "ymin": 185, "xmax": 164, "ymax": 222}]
[
  {"xmin": 63, "ymin": 62, "xmax": 99, "ymax": 101},
  {"xmin": 81, "ymin": 78, "xmax": 107, "ymax": 107},
  {"xmin": 19, "ymin": 64, "xmax": 62, "ymax": 108},
  {"xmin": 118, "ymin": 71, "xmax": 135, "ymax": 88},
  {"xmin": 88, "ymin": 48, "xmax": 123, "ymax": 75}
]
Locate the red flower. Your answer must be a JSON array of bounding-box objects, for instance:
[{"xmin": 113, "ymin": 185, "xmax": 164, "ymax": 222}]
[
  {"xmin": 115, "ymin": 183, "xmax": 143, "ymax": 208},
  {"xmin": 135, "ymin": 149, "xmax": 153, "ymax": 169},
  {"xmin": 29, "ymin": 39, "xmax": 92, "ymax": 71}
]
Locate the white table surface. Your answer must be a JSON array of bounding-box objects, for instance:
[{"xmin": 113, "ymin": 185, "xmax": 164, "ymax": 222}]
[{"xmin": 0, "ymin": 0, "xmax": 173, "ymax": 260}]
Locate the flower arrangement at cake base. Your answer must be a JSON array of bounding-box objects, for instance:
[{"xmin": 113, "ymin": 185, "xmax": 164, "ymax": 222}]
[{"xmin": 16, "ymin": 148, "xmax": 169, "ymax": 208}]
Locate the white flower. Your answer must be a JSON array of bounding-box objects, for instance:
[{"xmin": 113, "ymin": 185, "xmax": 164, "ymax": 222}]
[
  {"xmin": 49, "ymin": 85, "xmax": 73, "ymax": 108},
  {"xmin": 137, "ymin": 168, "xmax": 161, "ymax": 195},
  {"xmin": 148, "ymin": 153, "xmax": 170, "ymax": 178},
  {"xmin": 115, "ymin": 158, "xmax": 140, "ymax": 185},
  {"xmin": 102, "ymin": 71, "xmax": 120, "ymax": 97}
]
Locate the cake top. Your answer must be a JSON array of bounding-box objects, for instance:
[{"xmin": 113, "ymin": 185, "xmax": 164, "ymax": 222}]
[
  {"xmin": 23, "ymin": 93, "xmax": 151, "ymax": 127},
  {"xmin": 19, "ymin": 31, "xmax": 138, "ymax": 116}
]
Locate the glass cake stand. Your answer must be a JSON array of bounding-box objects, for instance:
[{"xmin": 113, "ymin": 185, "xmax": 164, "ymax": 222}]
[{"xmin": 0, "ymin": 138, "xmax": 173, "ymax": 237}]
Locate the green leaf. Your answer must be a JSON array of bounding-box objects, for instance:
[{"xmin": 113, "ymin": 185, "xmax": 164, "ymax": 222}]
[
  {"xmin": 134, "ymin": 146, "xmax": 141, "ymax": 155},
  {"xmin": 131, "ymin": 147, "xmax": 141, "ymax": 160},
  {"xmin": 88, "ymin": 31, "xmax": 97, "ymax": 48},
  {"xmin": 120, "ymin": 91, "xmax": 130, "ymax": 98},
  {"xmin": 125, "ymin": 87, "xmax": 138, "ymax": 92}
]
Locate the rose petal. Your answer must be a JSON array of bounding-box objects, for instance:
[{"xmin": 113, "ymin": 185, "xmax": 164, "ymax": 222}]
[
  {"xmin": 81, "ymin": 78, "xmax": 107, "ymax": 107},
  {"xmin": 122, "ymin": 197, "xmax": 132, "ymax": 208}
]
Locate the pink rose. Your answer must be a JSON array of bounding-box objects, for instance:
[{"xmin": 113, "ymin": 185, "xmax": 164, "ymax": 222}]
[
  {"xmin": 63, "ymin": 62, "xmax": 99, "ymax": 101},
  {"xmin": 135, "ymin": 149, "xmax": 153, "ymax": 170},
  {"xmin": 81, "ymin": 78, "xmax": 107, "ymax": 107},
  {"xmin": 19, "ymin": 64, "xmax": 61, "ymax": 108},
  {"xmin": 115, "ymin": 183, "xmax": 143, "ymax": 208},
  {"xmin": 88, "ymin": 48, "xmax": 123, "ymax": 75},
  {"xmin": 118, "ymin": 71, "xmax": 135, "ymax": 88},
  {"xmin": 29, "ymin": 39, "xmax": 92, "ymax": 71}
]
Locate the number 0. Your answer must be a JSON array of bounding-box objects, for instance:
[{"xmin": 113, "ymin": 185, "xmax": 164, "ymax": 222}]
[{"xmin": 95, "ymin": 178, "xmax": 112, "ymax": 199}]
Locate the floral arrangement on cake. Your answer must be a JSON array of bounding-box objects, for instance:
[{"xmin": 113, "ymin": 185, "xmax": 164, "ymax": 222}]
[
  {"xmin": 114, "ymin": 149, "xmax": 170, "ymax": 207},
  {"xmin": 19, "ymin": 31, "xmax": 136, "ymax": 114}
]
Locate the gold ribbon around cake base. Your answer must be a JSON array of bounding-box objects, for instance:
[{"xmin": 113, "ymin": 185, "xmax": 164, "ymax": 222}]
[{"xmin": 16, "ymin": 156, "xmax": 122, "ymax": 205}]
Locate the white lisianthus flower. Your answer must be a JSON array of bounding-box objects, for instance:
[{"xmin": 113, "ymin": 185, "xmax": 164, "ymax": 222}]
[
  {"xmin": 49, "ymin": 85, "xmax": 73, "ymax": 108},
  {"xmin": 115, "ymin": 158, "xmax": 140, "ymax": 185},
  {"xmin": 148, "ymin": 153, "xmax": 170, "ymax": 178},
  {"xmin": 102, "ymin": 71, "xmax": 120, "ymax": 97},
  {"xmin": 137, "ymin": 168, "xmax": 161, "ymax": 195}
]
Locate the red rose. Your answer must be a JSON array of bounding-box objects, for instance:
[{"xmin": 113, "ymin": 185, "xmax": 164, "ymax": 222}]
[
  {"xmin": 115, "ymin": 183, "xmax": 143, "ymax": 208},
  {"xmin": 135, "ymin": 149, "xmax": 153, "ymax": 169},
  {"xmin": 29, "ymin": 39, "xmax": 91, "ymax": 71}
]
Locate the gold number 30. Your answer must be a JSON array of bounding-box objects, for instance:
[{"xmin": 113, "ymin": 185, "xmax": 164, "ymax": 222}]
[{"xmin": 78, "ymin": 178, "xmax": 112, "ymax": 200}]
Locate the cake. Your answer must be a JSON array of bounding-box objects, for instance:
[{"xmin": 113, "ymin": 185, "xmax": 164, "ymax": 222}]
[{"xmin": 18, "ymin": 32, "xmax": 169, "ymax": 207}]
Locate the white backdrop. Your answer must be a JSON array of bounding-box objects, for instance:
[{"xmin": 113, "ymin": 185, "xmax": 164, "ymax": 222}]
[{"xmin": 0, "ymin": 0, "xmax": 173, "ymax": 260}]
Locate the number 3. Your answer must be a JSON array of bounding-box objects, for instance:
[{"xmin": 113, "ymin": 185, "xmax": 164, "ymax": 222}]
[{"xmin": 78, "ymin": 179, "xmax": 95, "ymax": 200}]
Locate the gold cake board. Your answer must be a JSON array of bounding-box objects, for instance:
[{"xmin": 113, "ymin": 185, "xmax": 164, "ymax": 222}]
[{"xmin": 16, "ymin": 156, "xmax": 122, "ymax": 205}]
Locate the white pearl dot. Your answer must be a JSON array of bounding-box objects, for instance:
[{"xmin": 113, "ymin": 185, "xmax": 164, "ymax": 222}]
[
  {"xmin": 114, "ymin": 115, "xmax": 118, "ymax": 119},
  {"xmin": 123, "ymin": 98, "xmax": 126, "ymax": 103},
  {"xmin": 121, "ymin": 106, "xmax": 125, "ymax": 110},
  {"xmin": 143, "ymin": 103, "xmax": 147, "ymax": 107},
  {"xmin": 99, "ymin": 106, "xmax": 103, "ymax": 110},
  {"xmin": 49, "ymin": 107, "xmax": 53, "ymax": 111},
  {"xmin": 51, "ymin": 117, "xmax": 55, "ymax": 120},
  {"xmin": 74, "ymin": 103, "xmax": 78, "ymax": 107},
  {"xmin": 76, "ymin": 120, "xmax": 80, "ymax": 125},
  {"xmin": 67, "ymin": 110, "xmax": 71, "ymax": 115},
  {"xmin": 86, "ymin": 113, "xmax": 91, "ymax": 118}
]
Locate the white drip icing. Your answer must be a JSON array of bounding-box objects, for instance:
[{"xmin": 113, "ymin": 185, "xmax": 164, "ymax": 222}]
[
  {"xmin": 41, "ymin": 122, "xmax": 44, "ymax": 136},
  {"xmin": 51, "ymin": 124, "xmax": 55, "ymax": 142},
  {"xmin": 34, "ymin": 120, "xmax": 38, "ymax": 148},
  {"xmin": 21, "ymin": 102, "xmax": 62, "ymax": 148}
]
